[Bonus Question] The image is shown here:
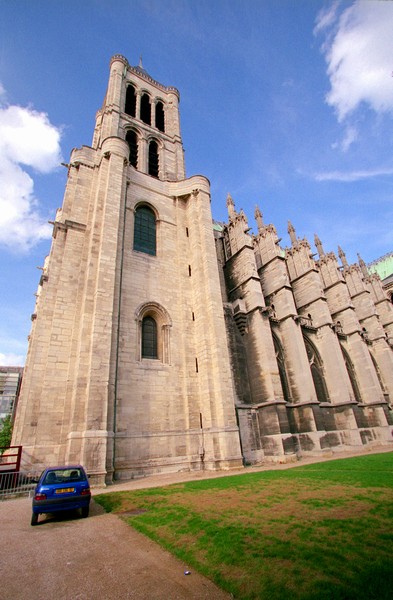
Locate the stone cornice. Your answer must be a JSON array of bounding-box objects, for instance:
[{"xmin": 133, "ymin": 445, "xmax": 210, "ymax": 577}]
[
  {"xmin": 129, "ymin": 64, "xmax": 180, "ymax": 99},
  {"xmin": 50, "ymin": 219, "xmax": 87, "ymax": 238},
  {"xmin": 316, "ymin": 251, "xmax": 337, "ymax": 266}
]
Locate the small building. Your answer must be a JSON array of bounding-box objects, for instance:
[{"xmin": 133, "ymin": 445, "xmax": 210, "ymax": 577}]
[{"xmin": 0, "ymin": 367, "xmax": 23, "ymax": 423}]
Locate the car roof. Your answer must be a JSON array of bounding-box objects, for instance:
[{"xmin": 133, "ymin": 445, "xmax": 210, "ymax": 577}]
[{"xmin": 43, "ymin": 465, "xmax": 85, "ymax": 472}]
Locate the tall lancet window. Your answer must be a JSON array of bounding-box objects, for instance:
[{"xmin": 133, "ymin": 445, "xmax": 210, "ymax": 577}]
[
  {"xmin": 140, "ymin": 93, "xmax": 151, "ymax": 125},
  {"xmin": 125, "ymin": 85, "xmax": 136, "ymax": 117},
  {"xmin": 148, "ymin": 141, "xmax": 159, "ymax": 178},
  {"xmin": 126, "ymin": 130, "xmax": 138, "ymax": 168},
  {"xmin": 273, "ymin": 334, "xmax": 291, "ymax": 403},
  {"xmin": 341, "ymin": 346, "xmax": 362, "ymax": 403},
  {"xmin": 136, "ymin": 302, "xmax": 172, "ymax": 364},
  {"xmin": 304, "ymin": 336, "xmax": 330, "ymax": 403},
  {"xmin": 155, "ymin": 101, "xmax": 165, "ymax": 132},
  {"xmin": 133, "ymin": 205, "xmax": 156, "ymax": 256},
  {"xmin": 142, "ymin": 316, "xmax": 158, "ymax": 359}
]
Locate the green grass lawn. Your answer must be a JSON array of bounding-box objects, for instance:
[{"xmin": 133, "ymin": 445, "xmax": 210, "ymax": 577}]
[{"xmin": 95, "ymin": 453, "xmax": 393, "ymax": 599}]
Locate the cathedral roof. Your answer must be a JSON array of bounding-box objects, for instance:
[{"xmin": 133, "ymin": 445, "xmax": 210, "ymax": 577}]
[
  {"xmin": 129, "ymin": 58, "xmax": 180, "ymax": 98},
  {"xmin": 133, "ymin": 57, "xmax": 150, "ymax": 77},
  {"xmin": 368, "ymin": 250, "xmax": 393, "ymax": 280}
]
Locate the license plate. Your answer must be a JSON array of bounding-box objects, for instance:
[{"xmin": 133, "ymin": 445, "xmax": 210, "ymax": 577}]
[{"xmin": 55, "ymin": 487, "xmax": 75, "ymax": 494}]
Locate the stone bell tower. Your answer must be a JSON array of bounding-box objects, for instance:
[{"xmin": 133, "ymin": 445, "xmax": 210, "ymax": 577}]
[{"xmin": 12, "ymin": 55, "xmax": 243, "ymax": 484}]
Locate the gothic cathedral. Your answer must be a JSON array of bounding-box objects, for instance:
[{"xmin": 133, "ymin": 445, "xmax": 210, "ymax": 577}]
[{"xmin": 12, "ymin": 56, "xmax": 393, "ymax": 485}]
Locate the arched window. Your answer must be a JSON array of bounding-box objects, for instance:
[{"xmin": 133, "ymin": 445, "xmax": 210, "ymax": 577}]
[
  {"xmin": 125, "ymin": 85, "xmax": 136, "ymax": 117},
  {"xmin": 370, "ymin": 353, "xmax": 387, "ymax": 394},
  {"xmin": 142, "ymin": 316, "xmax": 158, "ymax": 358},
  {"xmin": 136, "ymin": 302, "xmax": 172, "ymax": 364},
  {"xmin": 140, "ymin": 93, "xmax": 151, "ymax": 125},
  {"xmin": 304, "ymin": 336, "xmax": 330, "ymax": 403},
  {"xmin": 133, "ymin": 205, "xmax": 156, "ymax": 256},
  {"xmin": 126, "ymin": 130, "xmax": 138, "ymax": 168},
  {"xmin": 148, "ymin": 141, "xmax": 159, "ymax": 178},
  {"xmin": 340, "ymin": 345, "xmax": 362, "ymax": 402},
  {"xmin": 273, "ymin": 334, "xmax": 291, "ymax": 403},
  {"xmin": 155, "ymin": 101, "xmax": 165, "ymax": 132}
]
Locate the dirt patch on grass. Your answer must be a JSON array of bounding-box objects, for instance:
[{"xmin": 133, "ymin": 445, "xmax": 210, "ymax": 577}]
[
  {"xmin": 164, "ymin": 480, "xmax": 382, "ymax": 524},
  {"xmin": 119, "ymin": 508, "xmax": 147, "ymax": 516}
]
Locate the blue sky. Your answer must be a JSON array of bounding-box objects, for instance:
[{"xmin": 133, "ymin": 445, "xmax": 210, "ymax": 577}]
[{"xmin": 0, "ymin": 0, "xmax": 392, "ymax": 365}]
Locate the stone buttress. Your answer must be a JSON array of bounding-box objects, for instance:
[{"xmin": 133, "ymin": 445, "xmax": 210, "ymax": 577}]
[
  {"xmin": 218, "ymin": 196, "xmax": 296, "ymax": 464},
  {"xmin": 253, "ymin": 209, "xmax": 326, "ymax": 455}
]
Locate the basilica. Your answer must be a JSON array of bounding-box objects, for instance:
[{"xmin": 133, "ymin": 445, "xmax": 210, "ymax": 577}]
[{"xmin": 12, "ymin": 56, "xmax": 393, "ymax": 485}]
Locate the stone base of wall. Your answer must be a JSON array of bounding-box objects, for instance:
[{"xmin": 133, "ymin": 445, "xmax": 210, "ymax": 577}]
[
  {"xmin": 236, "ymin": 399, "xmax": 393, "ymax": 468},
  {"xmin": 113, "ymin": 456, "xmax": 244, "ymax": 481}
]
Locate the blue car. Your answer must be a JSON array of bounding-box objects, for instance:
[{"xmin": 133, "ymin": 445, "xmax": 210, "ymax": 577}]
[{"xmin": 31, "ymin": 465, "xmax": 91, "ymax": 526}]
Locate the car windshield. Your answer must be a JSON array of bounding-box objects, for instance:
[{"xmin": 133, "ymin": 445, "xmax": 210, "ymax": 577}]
[{"xmin": 43, "ymin": 468, "xmax": 85, "ymax": 484}]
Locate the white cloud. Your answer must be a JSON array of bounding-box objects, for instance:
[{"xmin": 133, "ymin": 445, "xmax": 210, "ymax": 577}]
[
  {"xmin": 0, "ymin": 352, "xmax": 25, "ymax": 367},
  {"xmin": 314, "ymin": 166, "xmax": 393, "ymax": 182},
  {"xmin": 316, "ymin": 1, "xmax": 393, "ymax": 121},
  {"xmin": 0, "ymin": 100, "xmax": 62, "ymax": 253},
  {"xmin": 313, "ymin": 1, "xmax": 340, "ymax": 36},
  {"xmin": 340, "ymin": 125, "xmax": 358, "ymax": 152},
  {"xmin": 331, "ymin": 125, "xmax": 358, "ymax": 152}
]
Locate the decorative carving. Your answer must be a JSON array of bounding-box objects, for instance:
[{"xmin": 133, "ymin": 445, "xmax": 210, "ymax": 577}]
[
  {"xmin": 314, "ymin": 234, "xmax": 325, "ymax": 258},
  {"xmin": 50, "ymin": 219, "xmax": 86, "ymax": 238},
  {"xmin": 338, "ymin": 245, "xmax": 348, "ymax": 267},
  {"xmin": 288, "ymin": 220, "xmax": 298, "ymax": 246},
  {"xmin": 294, "ymin": 315, "xmax": 317, "ymax": 331},
  {"xmin": 357, "ymin": 253, "xmax": 369, "ymax": 278}
]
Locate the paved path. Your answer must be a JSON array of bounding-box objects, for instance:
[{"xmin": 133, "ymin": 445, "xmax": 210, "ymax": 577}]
[
  {"xmin": 0, "ymin": 496, "xmax": 230, "ymax": 600},
  {"xmin": 1, "ymin": 446, "xmax": 391, "ymax": 599}
]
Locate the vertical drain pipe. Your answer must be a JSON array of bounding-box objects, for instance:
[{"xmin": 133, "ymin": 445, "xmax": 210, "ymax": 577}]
[
  {"xmin": 113, "ymin": 179, "xmax": 129, "ymax": 480},
  {"xmin": 199, "ymin": 412, "xmax": 205, "ymax": 469}
]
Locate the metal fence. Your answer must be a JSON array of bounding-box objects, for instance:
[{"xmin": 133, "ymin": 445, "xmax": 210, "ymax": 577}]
[
  {"xmin": 0, "ymin": 470, "xmax": 39, "ymax": 500},
  {"xmin": 0, "ymin": 446, "xmax": 40, "ymax": 500},
  {"xmin": 0, "ymin": 445, "xmax": 22, "ymax": 471}
]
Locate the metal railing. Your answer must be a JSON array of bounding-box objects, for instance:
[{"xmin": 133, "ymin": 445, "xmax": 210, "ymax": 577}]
[
  {"xmin": 0, "ymin": 470, "xmax": 39, "ymax": 500},
  {"xmin": 0, "ymin": 445, "xmax": 39, "ymax": 499},
  {"xmin": 0, "ymin": 445, "xmax": 22, "ymax": 471}
]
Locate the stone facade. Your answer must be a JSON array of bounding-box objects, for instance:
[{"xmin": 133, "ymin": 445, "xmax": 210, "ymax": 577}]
[{"xmin": 12, "ymin": 56, "xmax": 393, "ymax": 484}]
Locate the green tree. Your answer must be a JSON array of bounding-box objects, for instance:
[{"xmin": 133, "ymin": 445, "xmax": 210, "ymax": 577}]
[{"xmin": 0, "ymin": 415, "xmax": 13, "ymax": 454}]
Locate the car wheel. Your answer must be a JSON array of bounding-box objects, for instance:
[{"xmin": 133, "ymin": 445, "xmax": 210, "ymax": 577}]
[
  {"xmin": 31, "ymin": 513, "xmax": 38, "ymax": 526},
  {"xmin": 81, "ymin": 506, "xmax": 89, "ymax": 518}
]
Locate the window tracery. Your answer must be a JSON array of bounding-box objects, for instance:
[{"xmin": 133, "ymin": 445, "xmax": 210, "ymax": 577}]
[
  {"xmin": 273, "ymin": 334, "xmax": 291, "ymax": 403},
  {"xmin": 303, "ymin": 336, "xmax": 330, "ymax": 403}
]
